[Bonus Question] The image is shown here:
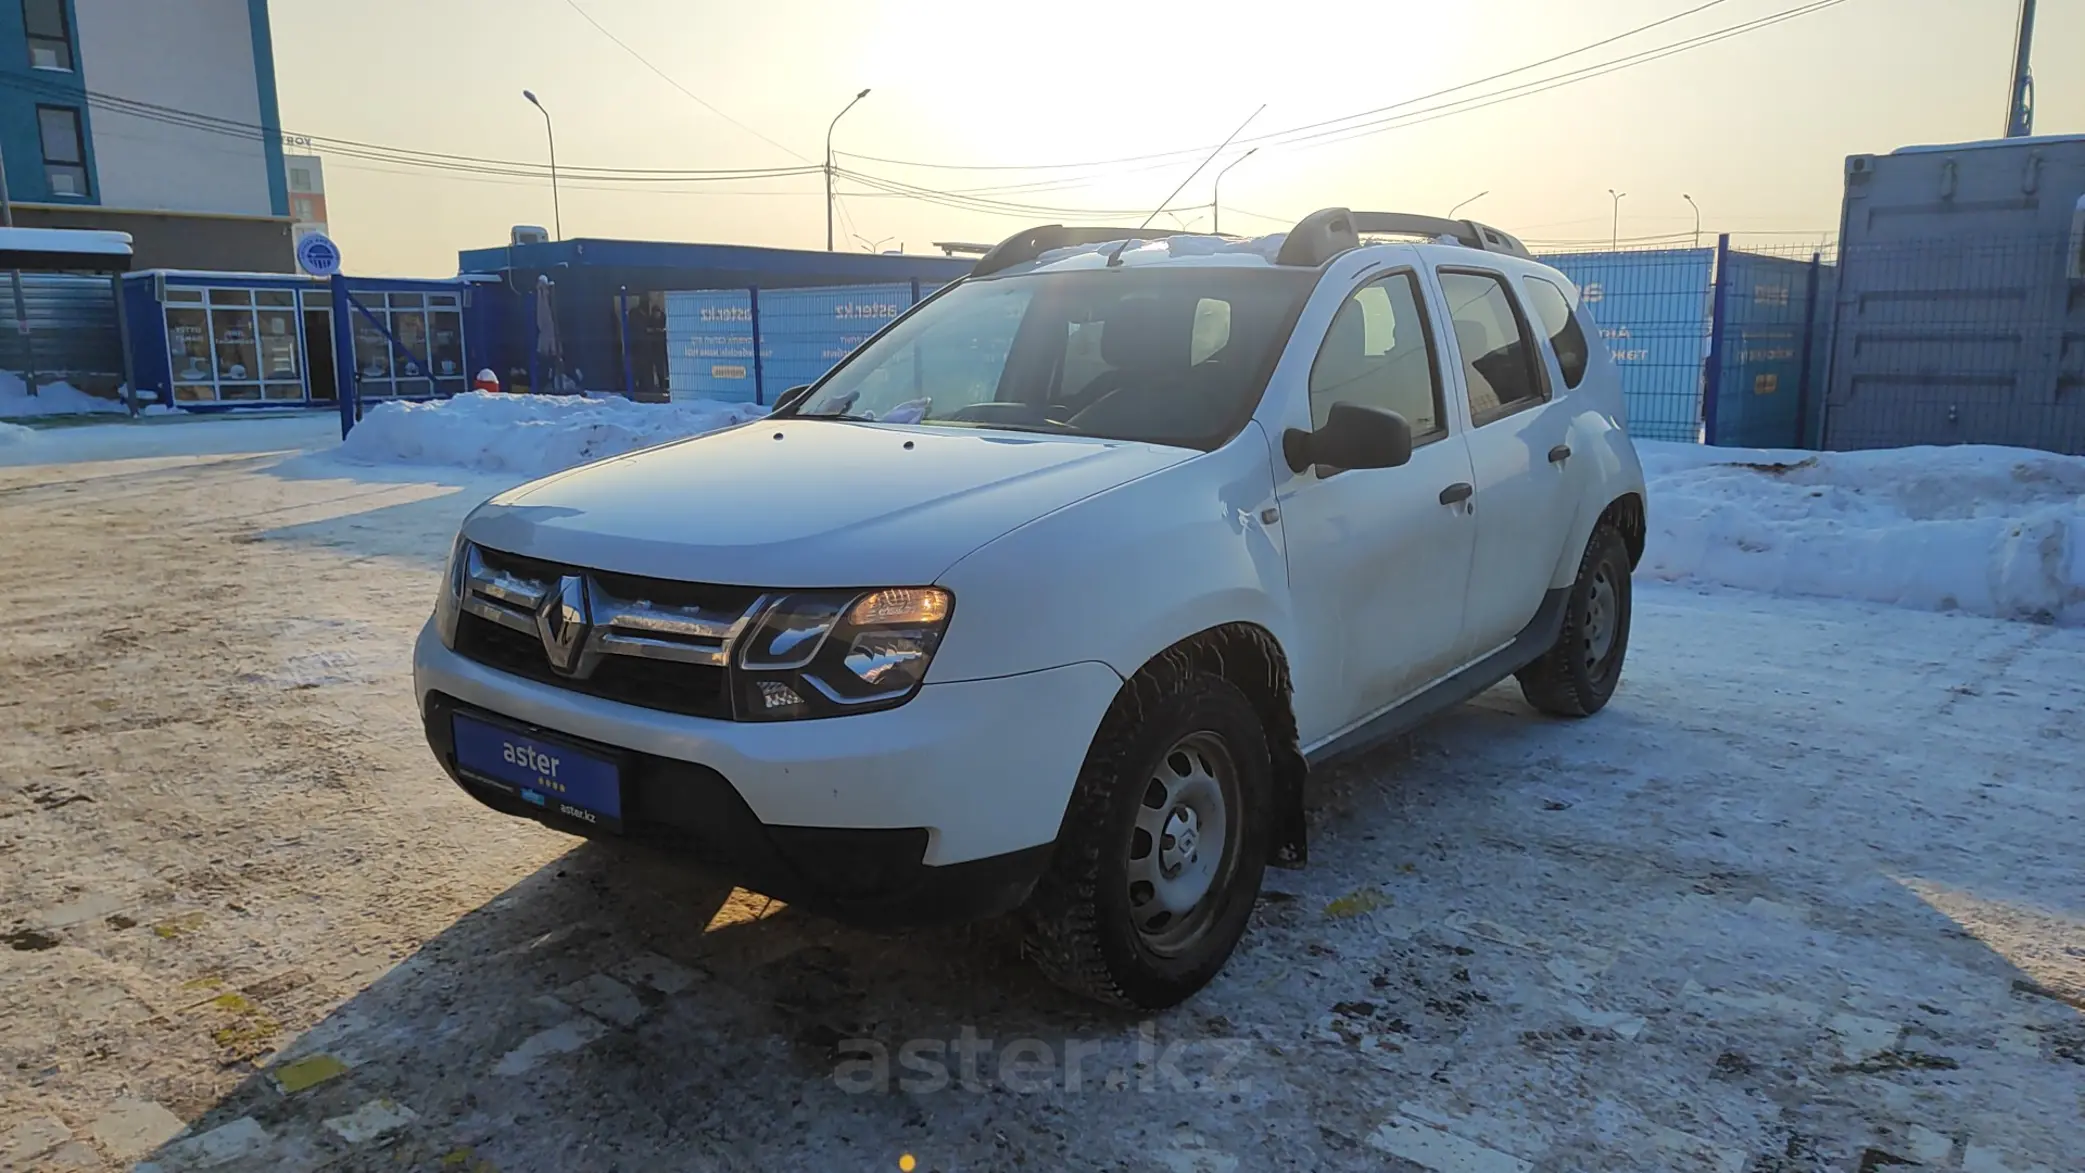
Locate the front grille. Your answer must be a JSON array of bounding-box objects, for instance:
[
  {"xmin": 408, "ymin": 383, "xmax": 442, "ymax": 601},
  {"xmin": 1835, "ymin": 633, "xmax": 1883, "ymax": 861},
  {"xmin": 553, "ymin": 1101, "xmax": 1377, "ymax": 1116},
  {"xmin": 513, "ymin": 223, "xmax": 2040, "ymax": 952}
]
[
  {"xmin": 455, "ymin": 612, "xmax": 734, "ymax": 718},
  {"xmin": 451, "ymin": 546, "xmax": 757, "ymax": 721}
]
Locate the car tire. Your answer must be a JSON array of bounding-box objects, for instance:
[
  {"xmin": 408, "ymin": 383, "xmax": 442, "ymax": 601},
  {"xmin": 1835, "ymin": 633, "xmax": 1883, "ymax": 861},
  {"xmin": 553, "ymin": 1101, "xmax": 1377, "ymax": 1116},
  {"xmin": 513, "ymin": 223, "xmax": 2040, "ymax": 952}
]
[
  {"xmin": 1021, "ymin": 663, "xmax": 1272, "ymax": 1011},
  {"xmin": 1516, "ymin": 521, "xmax": 1632, "ymax": 718}
]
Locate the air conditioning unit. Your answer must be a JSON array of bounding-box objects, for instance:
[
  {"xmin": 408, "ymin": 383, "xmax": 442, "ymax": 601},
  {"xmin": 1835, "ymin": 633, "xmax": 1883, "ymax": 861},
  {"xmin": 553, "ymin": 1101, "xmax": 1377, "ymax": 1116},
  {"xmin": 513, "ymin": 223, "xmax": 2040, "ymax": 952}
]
[{"xmin": 511, "ymin": 225, "xmax": 550, "ymax": 247}]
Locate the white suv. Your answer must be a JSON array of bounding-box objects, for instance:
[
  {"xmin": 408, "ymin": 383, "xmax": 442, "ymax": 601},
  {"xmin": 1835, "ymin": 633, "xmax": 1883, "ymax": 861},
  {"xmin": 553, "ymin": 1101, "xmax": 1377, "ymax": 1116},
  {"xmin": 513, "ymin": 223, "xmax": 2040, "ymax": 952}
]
[{"xmin": 413, "ymin": 209, "xmax": 1648, "ymax": 1010}]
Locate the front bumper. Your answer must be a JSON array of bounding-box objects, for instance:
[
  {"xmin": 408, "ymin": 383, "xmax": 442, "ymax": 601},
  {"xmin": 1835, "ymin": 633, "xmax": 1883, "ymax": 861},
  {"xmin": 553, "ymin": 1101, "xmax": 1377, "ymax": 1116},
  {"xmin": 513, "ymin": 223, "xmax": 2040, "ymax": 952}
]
[{"xmin": 412, "ymin": 621, "xmax": 1124, "ymax": 924}]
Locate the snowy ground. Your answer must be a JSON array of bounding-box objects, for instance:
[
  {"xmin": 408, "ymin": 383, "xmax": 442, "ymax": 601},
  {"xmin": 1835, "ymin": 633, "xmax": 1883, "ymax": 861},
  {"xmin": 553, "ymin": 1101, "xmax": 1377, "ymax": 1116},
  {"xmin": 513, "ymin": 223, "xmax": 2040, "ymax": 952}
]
[
  {"xmin": 0, "ymin": 372, "xmax": 157, "ymax": 420},
  {"xmin": 0, "ymin": 418, "xmax": 2079, "ymax": 1173}
]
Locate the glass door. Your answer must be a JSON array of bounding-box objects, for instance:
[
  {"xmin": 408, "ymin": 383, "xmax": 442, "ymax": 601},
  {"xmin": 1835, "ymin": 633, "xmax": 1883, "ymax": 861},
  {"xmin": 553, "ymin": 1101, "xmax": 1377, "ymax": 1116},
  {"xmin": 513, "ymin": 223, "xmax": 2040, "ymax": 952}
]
[
  {"xmin": 256, "ymin": 290, "xmax": 303, "ymax": 401},
  {"xmin": 165, "ymin": 289, "xmax": 214, "ymax": 403},
  {"xmin": 208, "ymin": 288, "xmax": 262, "ymax": 401},
  {"xmin": 428, "ymin": 293, "xmax": 466, "ymax": 394},
  {"xmin": 389, "ymin": 293, "xmax": 431, "ymax": 398}
]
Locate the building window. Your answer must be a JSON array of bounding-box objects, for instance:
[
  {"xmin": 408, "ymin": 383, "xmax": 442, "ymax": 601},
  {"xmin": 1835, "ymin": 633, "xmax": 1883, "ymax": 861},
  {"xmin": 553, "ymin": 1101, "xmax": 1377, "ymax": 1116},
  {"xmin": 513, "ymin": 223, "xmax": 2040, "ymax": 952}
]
[
  {"xmin": 37, "ymin": 106, "xmax": 87, "ymax": 197},
  {"xmin": 290, "ymin": 166, "xmax": 313, "ymax": 193},
  {"xmin": 293, "ymin": 197, "xmax": 315, "ymax": 221},
  {"xmin": 23, "ymin": 0, "xmax": 73, "ymax": 70}
]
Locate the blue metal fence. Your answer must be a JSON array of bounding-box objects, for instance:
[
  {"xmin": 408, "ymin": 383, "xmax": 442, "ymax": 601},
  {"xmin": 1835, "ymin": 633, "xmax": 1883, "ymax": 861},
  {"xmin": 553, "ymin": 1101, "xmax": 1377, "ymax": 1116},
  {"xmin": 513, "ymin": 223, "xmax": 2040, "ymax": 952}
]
[
  {"xmin": 1540, "ymin": 247, "xmax": 1715, "ymax": 443},
  {"xmin": 1539, "ymin": 241, "xmax": 1836, "ymax": 450},
  {"xmin": 1705, "ymin": 246, "xmax": 1832, "ymax": 450},
  {"xmin": 662, "ymin": 281, "xmax": 925, "ymax": 405},
  {"xmin": 758, "ymin": 283, "xmax": 915, "ymax": 397},
  {"xmin": 662, "ymin": 289, "xmax": 759, "ymax": 402}
]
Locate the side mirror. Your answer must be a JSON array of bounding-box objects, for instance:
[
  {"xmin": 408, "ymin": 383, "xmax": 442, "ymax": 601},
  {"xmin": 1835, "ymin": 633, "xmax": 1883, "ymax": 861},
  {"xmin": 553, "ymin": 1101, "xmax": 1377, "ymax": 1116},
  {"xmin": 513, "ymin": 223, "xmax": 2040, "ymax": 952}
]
[
  {"xmin": 1283, "ymin": 403, "xmax": 1413, "ymax": 474},
  {"xmin": 771, "ymin": 384, "xmax": 814, "ymax": 414}
]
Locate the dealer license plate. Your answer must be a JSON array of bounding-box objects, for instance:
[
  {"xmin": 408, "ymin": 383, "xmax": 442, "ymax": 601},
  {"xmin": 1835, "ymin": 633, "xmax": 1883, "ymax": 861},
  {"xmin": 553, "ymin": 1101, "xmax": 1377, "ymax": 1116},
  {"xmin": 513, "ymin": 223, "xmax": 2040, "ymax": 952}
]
[{"xmin": 451, "ymin": 713, "xmax": 623, "ymax": 832}]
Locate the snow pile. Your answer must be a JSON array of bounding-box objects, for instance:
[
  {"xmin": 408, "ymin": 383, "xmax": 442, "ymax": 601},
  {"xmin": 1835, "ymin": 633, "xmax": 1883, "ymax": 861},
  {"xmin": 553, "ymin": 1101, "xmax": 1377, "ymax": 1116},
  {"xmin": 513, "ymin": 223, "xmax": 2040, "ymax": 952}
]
[
  {"xmin": 1642, "ymin": 440, "xmax": 2085, "ymax": 625},
  {"xmin": 0, "ymin": 420, "xmax": 44, "ymax": 453},
  {"xmin": 0, "ymin": 371, "xmax": 132, "ymax": 418},
  {"xmin": 331, "ymin": 392, "xmax": 769, "ymax": 479}
]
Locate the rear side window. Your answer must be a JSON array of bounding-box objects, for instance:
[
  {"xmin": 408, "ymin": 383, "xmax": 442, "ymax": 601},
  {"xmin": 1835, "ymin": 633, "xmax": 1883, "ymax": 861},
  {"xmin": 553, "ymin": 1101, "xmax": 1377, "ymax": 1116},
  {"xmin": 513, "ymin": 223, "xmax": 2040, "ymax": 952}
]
[
  {"xmin": 1522, "ymin": 275, "xmax": 1589, "ymax": 390},
  {"xmin": 1307, "ymin": 272, "xmax": 1443, "ymax": 439},
  {"xmin": 1438, "ymin": 271, "xmax": 1546, "ymax": 419}
]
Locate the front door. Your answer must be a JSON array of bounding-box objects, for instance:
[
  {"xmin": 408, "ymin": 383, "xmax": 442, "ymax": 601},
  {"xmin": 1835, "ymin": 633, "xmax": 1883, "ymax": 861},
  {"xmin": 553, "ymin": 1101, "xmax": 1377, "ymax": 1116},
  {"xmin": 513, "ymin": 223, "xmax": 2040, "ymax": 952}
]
[
  {"xmin": 303, "ymin": 308, "xmax": 336, "ymax": 402},
  {"xmin": 1279, "ymin": 269, "xmax": 1479, "ymax": 747},
  {"xmin": 1436, "ymin": 268, "xmax": 1576, "ymax": 658}
]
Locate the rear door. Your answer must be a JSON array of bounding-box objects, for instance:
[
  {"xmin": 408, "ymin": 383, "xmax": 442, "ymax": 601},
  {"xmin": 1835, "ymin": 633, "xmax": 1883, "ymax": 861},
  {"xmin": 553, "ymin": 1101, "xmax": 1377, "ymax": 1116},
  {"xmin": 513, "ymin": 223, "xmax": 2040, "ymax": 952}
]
[
  {"xmin": 1277, "ymin": 266, "xmax": 1478, "ymax": 745},
  {"xmin": 1436, "ymin": 268, "xmax": 1576, "ymax": 659}
]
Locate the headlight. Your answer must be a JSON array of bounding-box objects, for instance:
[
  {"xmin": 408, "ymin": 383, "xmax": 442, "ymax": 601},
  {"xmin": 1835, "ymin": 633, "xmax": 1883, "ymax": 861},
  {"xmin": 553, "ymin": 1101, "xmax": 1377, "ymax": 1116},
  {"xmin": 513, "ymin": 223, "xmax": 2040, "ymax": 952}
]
[
  {"xmin": 434, "ymin": 534, "xmax": 470, "ymax": 648},
  {"xmin": 733, "ymin": 587, "xmax": 952, "ymax": 720}
]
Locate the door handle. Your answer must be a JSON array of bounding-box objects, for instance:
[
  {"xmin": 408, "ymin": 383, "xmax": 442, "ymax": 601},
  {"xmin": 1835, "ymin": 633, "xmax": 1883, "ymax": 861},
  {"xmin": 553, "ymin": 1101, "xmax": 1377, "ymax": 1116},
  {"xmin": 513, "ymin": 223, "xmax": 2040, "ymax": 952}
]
[
  {"xmin": 1549, "ymin": 444, "xmax": 1572, "ymax": 464},
  {"xmin": 1439, "ymin": 482, "xmax": 1474, "ymax": 505}
]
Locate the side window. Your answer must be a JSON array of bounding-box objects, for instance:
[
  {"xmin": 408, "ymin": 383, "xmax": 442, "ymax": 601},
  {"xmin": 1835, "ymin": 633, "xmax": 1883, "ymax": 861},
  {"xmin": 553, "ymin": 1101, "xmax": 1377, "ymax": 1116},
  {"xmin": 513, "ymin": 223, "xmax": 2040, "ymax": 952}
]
[
  {"xmin": 1307, "ymin": 272, "xmax": 1443, "ymax": 439},
  {"xmin": 1521, "ymin": 275, "xmax": 1589, "ymax": 390},
  {"xmin": 1437, "ymin": 271, "xmax": 1546, "ymax": 420}
]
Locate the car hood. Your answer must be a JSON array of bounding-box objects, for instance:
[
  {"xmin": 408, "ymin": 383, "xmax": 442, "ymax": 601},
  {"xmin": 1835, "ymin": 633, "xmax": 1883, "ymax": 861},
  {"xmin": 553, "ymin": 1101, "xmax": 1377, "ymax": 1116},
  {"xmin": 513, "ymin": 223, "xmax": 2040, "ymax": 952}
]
[{"xmin": 460, "ymin": 419, "xmax": 1197, "ymax": 588}]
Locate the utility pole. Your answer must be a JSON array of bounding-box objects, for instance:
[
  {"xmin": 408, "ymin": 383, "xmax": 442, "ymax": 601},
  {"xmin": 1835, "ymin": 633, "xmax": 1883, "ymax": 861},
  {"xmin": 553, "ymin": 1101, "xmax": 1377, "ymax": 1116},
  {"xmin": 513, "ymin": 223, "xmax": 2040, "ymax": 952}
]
[
  {"xmin": 0, "ymin": 140, "xmax": 36, "ymax": 397},
  {"xmin": 826, "ymin": 89, "xmax": 870, "ymax": 252},
  {"xmin": 1608, "ymin": 189, "xmax": 1626, "ymax": 251},
  {"xmin": 2004, "ymin": 0, "xmax": 2036, "ymax": 138},
  {"xmin": 1682, "ymin": 194, "xmax": 1702, "ymax": 250}
]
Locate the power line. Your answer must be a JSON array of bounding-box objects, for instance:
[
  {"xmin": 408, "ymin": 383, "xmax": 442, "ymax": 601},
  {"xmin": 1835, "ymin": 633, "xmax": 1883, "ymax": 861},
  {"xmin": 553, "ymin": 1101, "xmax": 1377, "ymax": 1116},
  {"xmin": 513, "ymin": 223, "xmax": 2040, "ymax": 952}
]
[
  {"xmin": 558, "ymin": 0, "xmax": 812, "ymax": 164},
  {"xmin": 839, "ymin": 0, "xmax": 1835, "ymax": 175},
  {"xmin": 827, "ymin": 0, "xmax": 1855, "ymax": 229},
  {"xmin": 0, "ymin": 72, "xmax": 821, "ymax": 183},
  {"xmin": 325, "ymin": 157, "xmax": 827, "ymax": 197},
  {"xmin": 1219, "ymin": 0, "xmax": 1855, "ymax": 157},
  {"xmin": 834, "ymin": 168, "xmax": 1209, "ymax": 221}
]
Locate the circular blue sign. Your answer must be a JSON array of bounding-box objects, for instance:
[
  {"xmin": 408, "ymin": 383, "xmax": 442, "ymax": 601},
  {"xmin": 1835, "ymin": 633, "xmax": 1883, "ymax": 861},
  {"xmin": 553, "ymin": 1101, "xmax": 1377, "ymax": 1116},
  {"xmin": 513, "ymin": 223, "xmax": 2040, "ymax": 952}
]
[{"xmin": 296, "ymin": 232, "xmax": 341, "ymax": 277}]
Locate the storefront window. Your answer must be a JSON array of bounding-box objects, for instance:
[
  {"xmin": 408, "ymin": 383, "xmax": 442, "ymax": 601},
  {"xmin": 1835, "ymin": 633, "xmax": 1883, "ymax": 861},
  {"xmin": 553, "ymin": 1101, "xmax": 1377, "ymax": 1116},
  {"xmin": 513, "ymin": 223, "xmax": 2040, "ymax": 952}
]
[
  {"xmin": 429, "ymin": 311, "xmax": 464, "ymax": 381},
  {"xmin": 162, "ymin": 283, "xmax": 463, "ymax": 404},
  {"xmin": 167, "ymin": 307, "xmax": 212, "ymax": 400},
  {"xmin": 212, "ymin": 306, "xmax": 259, "ymax": 384},
  {"xmin": 393, "ymin": 310, "xmax": 428, "ymax": 378},
  {"xmin": 352, "ymin": 310, "xmax": 392, "ymax": 382},
  {"xmin": 258, "ymin": 307, "xmax": 301, "ymax": 397}
]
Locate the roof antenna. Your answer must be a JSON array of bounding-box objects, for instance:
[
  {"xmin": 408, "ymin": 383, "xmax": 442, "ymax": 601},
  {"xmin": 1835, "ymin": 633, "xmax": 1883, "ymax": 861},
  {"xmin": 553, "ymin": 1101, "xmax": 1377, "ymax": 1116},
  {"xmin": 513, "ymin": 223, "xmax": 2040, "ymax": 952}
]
[{"xmin": 1108, "ymin": 103, "xmax": 1267, "ymax": 268}]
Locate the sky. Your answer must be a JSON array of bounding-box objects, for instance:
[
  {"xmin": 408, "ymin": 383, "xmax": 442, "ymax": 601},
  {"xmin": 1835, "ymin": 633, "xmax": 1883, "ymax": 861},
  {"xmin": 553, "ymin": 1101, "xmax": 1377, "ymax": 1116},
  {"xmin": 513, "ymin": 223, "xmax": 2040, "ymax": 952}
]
[{"xmin": 267, "ymin": 0, "xmax": 2084, "ymax": 277}]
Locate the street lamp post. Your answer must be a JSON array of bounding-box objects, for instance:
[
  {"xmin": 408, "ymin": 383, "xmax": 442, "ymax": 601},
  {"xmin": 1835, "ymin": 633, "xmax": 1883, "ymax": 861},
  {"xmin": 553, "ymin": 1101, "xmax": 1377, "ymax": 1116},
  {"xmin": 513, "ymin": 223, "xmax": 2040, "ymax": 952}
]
[
  {"xmin": 826, "ymin": 88, "xmax": 870, "ymax": 252},
  {"xmin": 522, "ymin": 90, "xmax": 561, "ymax": 241},
  {"xmin": 1449, "ymin": 190, "xmax": 1489, "ymax": 220},
  {"xmin": 1211, "ymin": 148, "xmax": 1257, "ymax": 235},
  {"xmin": 1682, "ymin": 193, "xmax": 1701, "ymax": 249},
  {"xmin": 1608, "ymin": 189, "xmax": 1627, "ymax": 251}
]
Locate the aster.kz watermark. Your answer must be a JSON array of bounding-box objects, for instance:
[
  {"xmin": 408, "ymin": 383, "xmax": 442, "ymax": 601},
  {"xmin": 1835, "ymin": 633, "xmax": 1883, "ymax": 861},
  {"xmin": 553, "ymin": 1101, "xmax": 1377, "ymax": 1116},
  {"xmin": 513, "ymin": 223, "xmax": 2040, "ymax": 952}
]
[{"xmin": 832, "ymin": 1022, "xmax": 1254, "ymax": 1094}]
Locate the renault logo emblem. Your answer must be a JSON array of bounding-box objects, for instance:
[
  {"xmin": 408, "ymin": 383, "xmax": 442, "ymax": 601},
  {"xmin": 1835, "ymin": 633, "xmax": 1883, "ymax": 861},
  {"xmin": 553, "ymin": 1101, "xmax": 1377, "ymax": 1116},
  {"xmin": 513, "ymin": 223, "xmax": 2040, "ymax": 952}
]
[{"xmin": 536, "ymin": 574, "xmax": 591, "ymax": 675}]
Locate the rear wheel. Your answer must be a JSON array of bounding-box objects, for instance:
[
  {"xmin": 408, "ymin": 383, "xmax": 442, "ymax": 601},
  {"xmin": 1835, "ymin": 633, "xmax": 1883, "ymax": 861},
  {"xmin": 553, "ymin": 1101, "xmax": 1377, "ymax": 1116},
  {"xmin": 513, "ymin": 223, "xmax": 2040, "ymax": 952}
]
[
  {"xmin": 1516, "ymin": 522, "xmax": 1632, "ymax": 717},
  {"xmin": 1021, "ymin": 664, "xmax": 1271, "ymax": 1010}
]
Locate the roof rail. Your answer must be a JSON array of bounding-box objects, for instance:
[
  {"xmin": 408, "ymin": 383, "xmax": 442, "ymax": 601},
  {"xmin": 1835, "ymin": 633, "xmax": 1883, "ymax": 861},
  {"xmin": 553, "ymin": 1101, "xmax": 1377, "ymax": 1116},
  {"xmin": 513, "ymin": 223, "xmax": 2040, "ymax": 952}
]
[
  {"xmin": 1274, "ymin": 208, "xmax": 1531, "ymax": 267},
  {"xmin": 972, "ymin": 225, "xmax": 1201, "ymax": 277}
]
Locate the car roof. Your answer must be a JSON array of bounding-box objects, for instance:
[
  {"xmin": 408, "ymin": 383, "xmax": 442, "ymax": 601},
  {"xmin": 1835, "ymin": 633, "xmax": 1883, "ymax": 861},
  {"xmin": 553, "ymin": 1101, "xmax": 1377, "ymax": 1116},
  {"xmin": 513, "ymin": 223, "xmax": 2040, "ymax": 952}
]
[
  {"xmin": 989, "ymin": 234, "xmax": 1548, "ymax": 280},
  {"xmin": 972, "ymin": 210, "xmax": 1534, "ymax": 281}
]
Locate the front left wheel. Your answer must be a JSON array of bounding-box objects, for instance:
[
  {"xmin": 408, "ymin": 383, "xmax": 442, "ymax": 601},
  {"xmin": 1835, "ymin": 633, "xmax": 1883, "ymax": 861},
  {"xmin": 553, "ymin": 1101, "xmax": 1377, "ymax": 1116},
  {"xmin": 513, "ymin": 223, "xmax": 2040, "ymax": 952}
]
[{"xmin": 1020, "ymin": 664, "xmax": 1272, "ymax": 1011}]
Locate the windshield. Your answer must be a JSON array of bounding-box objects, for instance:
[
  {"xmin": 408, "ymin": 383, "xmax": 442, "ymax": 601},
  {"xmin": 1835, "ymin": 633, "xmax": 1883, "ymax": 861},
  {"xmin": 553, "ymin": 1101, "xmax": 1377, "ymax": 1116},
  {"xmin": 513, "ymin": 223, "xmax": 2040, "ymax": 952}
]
[{"xmin": 792, "ymin": 267, "xmax": 1314, "ymax": 448}]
